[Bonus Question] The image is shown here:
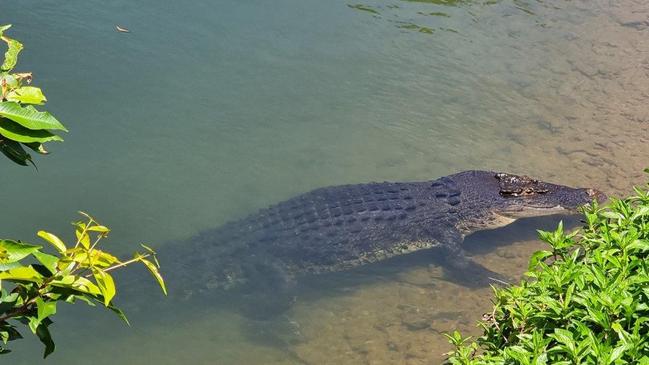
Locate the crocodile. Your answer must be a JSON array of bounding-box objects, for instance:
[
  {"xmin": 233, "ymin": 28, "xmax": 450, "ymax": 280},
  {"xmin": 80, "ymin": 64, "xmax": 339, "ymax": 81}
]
[{"xmin": 157, "ymin": 170, "xmax": 605, "ymax": 314}]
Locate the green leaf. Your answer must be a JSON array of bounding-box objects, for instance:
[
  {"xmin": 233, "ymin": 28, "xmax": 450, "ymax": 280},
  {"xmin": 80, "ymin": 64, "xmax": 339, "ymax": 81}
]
[
  {"xmin": 27, "ymin": 317, "xmax": 40, "ymax": 334},
  {"xmin": 528, "ymin": 250, "xmax": 553, "ymax": 271},
  {"xmin": 551, "ymin": 328, "xmax": 574, "ymax": 346},
  {"xmin": 1, "ymin": 37, "xmax": 23, "ymax": 72},
  {"xmin": 0, "ymin": 118, "xmax": 63, "ymax": 143},
  {"xmin": 0, "ymin": 102, "xmax": 67, "ymax": 131},
  {"xmin": 627, "ymin": 239, "xmax": 649, "ymax": 252},
  {"xmin": 50, "ymin": 276, "xmax": 101, "ymax": 296},
  {"xmin": 140, "ymin": 258, "xmax": 167, "ymax": 295},
  {"xmin": 35, "ymin": 298, "xmax": 57, "ymax": 322},
  {"xmin": 62, "ymin": 293, "xmax": 96, "ymax": 306},
  {"xmin": 0, "ymin": 240, "xmax": 41, "ymax": 263},
  {"xmin": 600, "ymin": 211, "xmax": 623, "ymax": 220},
  {"xmin": 0, "ymin": 139, "xmax": 32, "ymax": 166},
  {"xmin": 37, "ymin": 231, "xmax": 66, "ymax": 253},
  {"xmin": 0, "ymin": 262, "xmax": 22, "ymax": 271},
  {"xmin": 0, "ymin": 292, "xmax": 19, "ymax": 314},
  {"xmin": 0, "ymin": 325, "xmax": 22, "ymax": 344},
  {"xmin": 32, "ymin": 251, "xmax": 58, "ymax": 274},
  {"xmin": 87, "ymin": 225, "xmax": 110, "ymax": 233},
  {"xmin": 35, "ymin": 323, "xmax": 55, "ymax": 358},
  {"xmin": 140, "ymin": 243, "xmax": 156, "ymax": 254},
  {"xmin": 87, "ymin": 250, "xmax": 119, "ymax": 268},
  {"xmin": 93, "ymin": 269, "xmax": 116, "ymax": 306},
  {"xmin": 0, "ymin": 73, "xmax": 18, "ymax": 89},
  {"xmin": 107, "ymin": 305, "xmax": 130, "ymax": 326},
  {"xmin": 6, "ymin": 87, "xmax": 46, "ymax": 105},
  {"xmin": 0, "ymin": 25, "xmax": 11, "ymax": 37},
  {"xmin": 74, "ymin": 226, "xmax": 90, "ymax": 249},
  {"xmin": 609, "ymin": 344, "xmax": 628, "ymax": 363},
  {"xmin": 140, "ymin": 244, "xmax": 160, "ymax": 266},
  {"xmin": 0, "ymin": 265, "xmax": 44, "ymax": 283},
  {"xmin": 65, "ymin": 249, "xmax": 88, "ymax": 265}
]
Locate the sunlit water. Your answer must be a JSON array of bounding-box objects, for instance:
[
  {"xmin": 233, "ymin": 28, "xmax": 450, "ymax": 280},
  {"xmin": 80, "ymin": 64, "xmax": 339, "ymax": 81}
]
[{"xmin": 1, "ymin": 0, "xmax": 648, "ymax": 363}]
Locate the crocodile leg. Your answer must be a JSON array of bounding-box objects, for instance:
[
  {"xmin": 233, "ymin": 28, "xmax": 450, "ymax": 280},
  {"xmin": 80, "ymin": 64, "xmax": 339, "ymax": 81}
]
[
  {"xmin": 235, "ymin": 256, "xmax": 297, "ymax": 320},
  {"xmin": 428, "ymin": 229, "xmax": 509, "ymax": 288},
  {"xmin": 438, "ymin": 244, "xmax": 510, "ymax": 288}
]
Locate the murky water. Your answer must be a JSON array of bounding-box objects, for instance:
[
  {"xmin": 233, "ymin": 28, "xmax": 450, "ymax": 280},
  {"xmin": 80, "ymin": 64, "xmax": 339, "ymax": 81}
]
[{"xmin": 1, "ymin": 0, "xmax": 648, "ymax": 363}]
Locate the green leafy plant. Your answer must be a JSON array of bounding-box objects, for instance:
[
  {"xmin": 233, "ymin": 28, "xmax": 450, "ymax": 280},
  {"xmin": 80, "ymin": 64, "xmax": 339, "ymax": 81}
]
[
  {"xmin": 0, "ymin": 26, "xmax": 166, "ymax": 358},
  {"xmin": 0, "ymin": 24, "xmax": 66, "ymax": 167},
  {"xmin": 445, "ymin": 173, "xmax": 649, "ymax": 364},
  {"xmin": 0, "ymin": 212, "xmax": 166, "ymax": 357}
]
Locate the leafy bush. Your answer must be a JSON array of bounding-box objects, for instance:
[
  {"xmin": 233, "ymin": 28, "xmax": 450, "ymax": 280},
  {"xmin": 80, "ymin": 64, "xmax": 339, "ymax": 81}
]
[
  {"xmin": 0, "ymin": 24, "xmax": 66, "ymax": 166},
  {"xmin": 445, "ymin": 175, "xmax": 649, "ymax": 364},
  {"xmin": 0, "ymin": 212, "xmax": 166, "ymax": 357}
]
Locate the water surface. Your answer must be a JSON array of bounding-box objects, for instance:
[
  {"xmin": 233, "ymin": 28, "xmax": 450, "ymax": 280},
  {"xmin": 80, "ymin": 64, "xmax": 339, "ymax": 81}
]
[{"xmin": 1, "ymin": 0, "xmax": 648, "ymax": 363}]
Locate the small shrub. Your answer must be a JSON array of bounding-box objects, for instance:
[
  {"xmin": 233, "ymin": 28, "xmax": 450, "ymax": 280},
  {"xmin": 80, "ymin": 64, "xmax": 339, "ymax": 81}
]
[
  {"xmin": 446, "ymin": 172, "xmax": 649, "ymax": 364},
  {"xmin": 0, "ymin": 212, "xmax": 166, "ymax": 357}
]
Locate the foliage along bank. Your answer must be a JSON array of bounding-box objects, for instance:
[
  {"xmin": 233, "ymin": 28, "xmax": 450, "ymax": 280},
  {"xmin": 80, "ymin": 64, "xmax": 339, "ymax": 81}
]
[{"xmin": 446, "ymin": 171, "xmax": 649, "ymax": 364}]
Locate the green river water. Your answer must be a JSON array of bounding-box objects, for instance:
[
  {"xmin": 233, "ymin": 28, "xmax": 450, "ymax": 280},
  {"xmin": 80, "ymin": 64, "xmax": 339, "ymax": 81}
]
[{"xmin": 1, "ymin": 0, "xmax": 649, "ymax": 363}]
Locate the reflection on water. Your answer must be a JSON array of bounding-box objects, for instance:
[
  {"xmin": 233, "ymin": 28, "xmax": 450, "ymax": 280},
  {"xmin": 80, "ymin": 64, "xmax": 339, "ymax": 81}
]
[
  {"xmin": 348, "ymin": 0, "xmax": 504, "ymax": 35},
  {"xmin": 1, "ymin": 0, "xmax": 649, "ymax": 363}
]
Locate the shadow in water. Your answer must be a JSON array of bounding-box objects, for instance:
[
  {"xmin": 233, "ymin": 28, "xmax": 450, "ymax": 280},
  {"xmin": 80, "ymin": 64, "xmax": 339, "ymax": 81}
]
[
  {"xmin": 295, "ymin": 213, "xmax": 582, "ymax": 299},
  {"xmin": 115, "ymin": 213, "xmax": 583, "ymax": 353},
  {"xmin": 234, "ymin": 213, "xmax": 584, "ymax": 350},
  {"xmin": 462, "ymin": 213, "xmax": 582, "ymax": 254}
]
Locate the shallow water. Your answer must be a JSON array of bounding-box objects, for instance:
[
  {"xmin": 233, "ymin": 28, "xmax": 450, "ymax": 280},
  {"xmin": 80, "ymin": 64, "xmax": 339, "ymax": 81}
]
[{"xmin": 1, "ymin": 0, "xmax": 648, "ymax": 363}]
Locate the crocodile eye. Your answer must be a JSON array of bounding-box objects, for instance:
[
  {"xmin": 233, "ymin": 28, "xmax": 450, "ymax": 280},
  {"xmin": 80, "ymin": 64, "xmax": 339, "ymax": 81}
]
[
  {"xmin": 497, "ymin": 173, "xmax": 548, "ymax": 197},
  {"xmin": 500, "ymin": 187, "xmax": 548, "ymax": 197}
]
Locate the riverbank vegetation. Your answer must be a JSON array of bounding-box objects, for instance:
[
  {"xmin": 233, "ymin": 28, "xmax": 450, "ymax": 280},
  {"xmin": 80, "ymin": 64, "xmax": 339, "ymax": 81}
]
[
  {"xmin": 446, "ymin": 171, "xmax": 649, "ymax": 364},
  {"xmin": 0, "ymin": 25, "xmax": 166, "ymax": 358}
]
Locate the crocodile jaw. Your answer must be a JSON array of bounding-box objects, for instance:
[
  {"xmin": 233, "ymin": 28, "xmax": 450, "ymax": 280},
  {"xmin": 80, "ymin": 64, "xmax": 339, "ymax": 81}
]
[
  {"xmin": 500, "ymin": 204, "xmax": 568, "ymax": 219},
  {"xmin": 459, "ymin": 206, "xmax": 566, "ymax": 235}
]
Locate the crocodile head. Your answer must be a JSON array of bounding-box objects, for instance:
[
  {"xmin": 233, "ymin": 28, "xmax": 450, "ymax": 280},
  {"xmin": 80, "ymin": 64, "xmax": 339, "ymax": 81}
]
[
  {"xmin": 491, "ymin": 172, "xmax": 606, "ymax": 218},
  {"xmin": 449, "ymin": 171, "xmax": 606, "ymax": 229}
]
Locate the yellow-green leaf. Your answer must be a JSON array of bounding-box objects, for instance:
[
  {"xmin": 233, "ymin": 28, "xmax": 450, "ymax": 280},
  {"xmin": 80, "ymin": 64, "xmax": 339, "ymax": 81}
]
[
  {"xmin": 36, "ymin": 297, "xmax": 57, "ymax": 321},
  {"xmin": 68, "ymin": 251, "xmax": 88, "ymax": 265},
  {"xmin": 0, "ymin": 102, "xmax": 67, "ymax": 131},
  {"xmin": 140, "ymin": 244, "xmax": 156, "ymax": 254},
  {"xmin": 140, "ymin": 258, "xmax": 167, "ymax": 295},
  {"xmin": 0, "ymin": 265, "xmax": 44, "ymax": 283},
  {"xmin": 87, "ymin": 225, "xmax": 110, "ymax": 233},
  {"xmin": 88, "ymin": 249, "xmax": 119, "ymax": 268},
  {"xmin": 1, "ymin": 37, "xmax": 23, "ymax": 72},
  {"xmin": 50, "ymin": 276, "xmax": 101, "ymax": 296},
  {"xmin": 0, "ymin": 118, "xmax": 63, "ymax": 143},
  {"xmin": 0, "ymin": 25, "xmax": 11, "ymax": 37},
  {"xmin": 37, "ymin": 230, "xmax": 66, "ymax": 252},
  {"xmin": 0, "ymin": 240, "xmax": 41, "ymax": 263},
  {"xmin": 6, "ymin": 86, "xmax": 47, "ymax": 105},
  {"xmin": 140, "ymin": 244, "xmax": 160, "ymax": 266},
  {"xmin": 32, "ymin": 251, "xmax": 58, "ymax": 274},
  {"xmin": 75, "ymin": 227, "xmax": 90, "ymax": 249},
  {"xmin": 93, "ymin": 269, "xmax": 116, "ymax": 306}
]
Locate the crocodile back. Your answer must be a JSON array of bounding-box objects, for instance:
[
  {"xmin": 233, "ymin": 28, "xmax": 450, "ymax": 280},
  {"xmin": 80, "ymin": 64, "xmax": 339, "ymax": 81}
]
[{"xmin": 160, "ymin": 178, "xmax": 463, "ymax": 294}]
